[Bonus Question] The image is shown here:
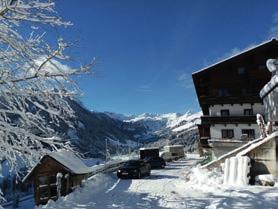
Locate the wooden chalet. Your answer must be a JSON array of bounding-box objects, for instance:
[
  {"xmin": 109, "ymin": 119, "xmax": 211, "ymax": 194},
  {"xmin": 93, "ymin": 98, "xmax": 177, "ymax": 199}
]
[
  {"xmin": 23, "ymin": 150, "xmax": 92, "ymax": 205},
  {"xmin": 192, "ymin": 39, "xmax": 278, "ymax": 157}
]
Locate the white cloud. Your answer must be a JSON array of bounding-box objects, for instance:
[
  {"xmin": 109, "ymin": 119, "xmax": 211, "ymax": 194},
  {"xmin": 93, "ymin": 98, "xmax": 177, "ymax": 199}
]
[
  {"xmin": 203, "ymin": 43, "xmax": 257, "ymax": 68},
  {"xmin": 26, "ymin": 56, "xmax": 73, "ymax": 78},
  {"xmin": 137, "ymin": 84, "xmax": 153, "ymax": 93},
  {"xmin": 222, "ymin": 47, "xmax": 242, "ymax": 58},
  {"xmin": 269, "ymin": 11, "xmax": 278, "ymax": 38},
  {"xmin": 177, "ymin": 73, "xmax": 193, "ymax": 89}
]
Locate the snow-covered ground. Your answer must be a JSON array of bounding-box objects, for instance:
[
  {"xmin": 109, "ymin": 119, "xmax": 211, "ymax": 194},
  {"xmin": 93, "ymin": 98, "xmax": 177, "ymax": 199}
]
[
  {"xmin": 6, "ymin": 154, "xmax": 275, "ymax": 209},
  {"xmin": 3, "ymin": 154, "xmax": 277, "ymax": 209}
]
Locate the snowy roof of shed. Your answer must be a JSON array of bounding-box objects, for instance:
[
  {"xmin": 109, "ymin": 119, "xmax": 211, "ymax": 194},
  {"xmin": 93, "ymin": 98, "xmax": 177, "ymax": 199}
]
[
  {"xmin": 48, "ymin": 149, "xmax": 92, "ymax": 174},
  {"xmin": 139, "ymin": 147, "xmax": 159, "ymax": 150},
  {"xmin": 23, "ymin": 149, "xmax": 92, "ymax": 182}
]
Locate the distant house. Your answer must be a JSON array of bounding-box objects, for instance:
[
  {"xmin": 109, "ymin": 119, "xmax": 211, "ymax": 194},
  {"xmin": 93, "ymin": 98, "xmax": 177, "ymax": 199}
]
[
  {"xmin": 23, "ymin": 150, "xmax": 92, "ymax": 205},
  {"xmin": 192, "ymin": 39, "xmax": 278, "ymax": 157}
]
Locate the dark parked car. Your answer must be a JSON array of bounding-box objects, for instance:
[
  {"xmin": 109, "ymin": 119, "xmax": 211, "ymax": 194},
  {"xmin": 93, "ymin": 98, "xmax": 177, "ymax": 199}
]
[
  {"xmin": 144, "ymin": 157, "xmax": 166, "ymax": 169},
  {"xmin": 117, "ymin": 160, "xmax": 151, "ymax": 179}
]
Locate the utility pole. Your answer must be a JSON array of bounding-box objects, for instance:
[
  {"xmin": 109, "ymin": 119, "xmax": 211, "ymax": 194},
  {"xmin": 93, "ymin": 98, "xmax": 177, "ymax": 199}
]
[{"xmin": 105, "ymin": 138, "xmax": 108, "ymax": 162}]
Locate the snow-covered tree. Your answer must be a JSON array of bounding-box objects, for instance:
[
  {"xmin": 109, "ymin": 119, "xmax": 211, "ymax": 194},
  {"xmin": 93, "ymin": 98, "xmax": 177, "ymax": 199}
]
[
  {"xmin": 0, "ymin": 0, "xmax": 93, "ymax": 172},
  {"xmin": 256, "ymin": 114, "xmax": 267, "ymax": 138}
]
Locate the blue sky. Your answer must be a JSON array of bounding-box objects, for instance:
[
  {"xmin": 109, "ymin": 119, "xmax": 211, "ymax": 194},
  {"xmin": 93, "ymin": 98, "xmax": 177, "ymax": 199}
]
[{"xmin": 53, "ymin": 0, "xmax": 278, "ymax": 115}]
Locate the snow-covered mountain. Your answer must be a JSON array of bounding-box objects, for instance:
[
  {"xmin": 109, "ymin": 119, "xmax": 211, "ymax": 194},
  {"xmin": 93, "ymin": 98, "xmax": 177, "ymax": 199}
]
[
  {"xmin": 54, "ymin": 100, "xmax": 202, "ymax": 158},
  {"xmin": 120, "ymin": 111, "xmax": 201, "ymax": 140},
  {"xmin": 118, "ymin": 111, "xmax": 202, "ymax": 151},
  {"xmin": 124, "ymin": 111, "xmax": 201, "ymax": 132}
]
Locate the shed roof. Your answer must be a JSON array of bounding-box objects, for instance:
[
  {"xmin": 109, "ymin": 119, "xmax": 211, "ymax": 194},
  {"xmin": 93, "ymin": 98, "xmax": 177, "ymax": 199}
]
[
  {"xmin": 23, "ymin": 149, "xmax": 92, "ymax": 182},
  {"xmin": 48, "ymin": 149, "xmax": 92, "ymax": 174},
  {"xmin": 139, "ymin": 147, "xmax": 159, "ymax": 150}
]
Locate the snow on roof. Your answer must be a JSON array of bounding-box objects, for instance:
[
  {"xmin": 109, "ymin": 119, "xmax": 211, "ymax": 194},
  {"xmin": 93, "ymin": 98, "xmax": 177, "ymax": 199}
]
[
  {"xmin": 164, "ymin": 145, "xmax": 184, "ymax": 148},
  {"xmin": 139, "ymin": 147, "xmax": 159, "ymax": 150},
  {"xmin": 192, "ymin": 38, "xmax": 277, "ymax": 75},
  {"xmin": 48, "ymin": 149, "xmax": 92, "ymax": 174},
  {"xmin": 23, "ymin": 149, "xmax": 92, "ymax": 182}
]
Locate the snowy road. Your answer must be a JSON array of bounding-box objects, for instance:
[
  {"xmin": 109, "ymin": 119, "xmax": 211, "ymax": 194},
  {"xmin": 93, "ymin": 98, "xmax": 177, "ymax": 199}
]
[
  {"xmin": 35, "ymin": 155, "xmax": 200, "ymax": 209},
  {"xmin": 11, "ymin": 154, "xmax": 278, "ymax": 209}
]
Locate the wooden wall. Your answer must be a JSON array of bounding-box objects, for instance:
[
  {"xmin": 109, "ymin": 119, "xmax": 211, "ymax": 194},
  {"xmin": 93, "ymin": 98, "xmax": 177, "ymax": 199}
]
[
  {"xmin": 193, "ymin": 40, "xmax": 278, "ymax": 115},
  {"xmin": 28, "ymin": 156, "xmax": 87, "ymax": 205}
]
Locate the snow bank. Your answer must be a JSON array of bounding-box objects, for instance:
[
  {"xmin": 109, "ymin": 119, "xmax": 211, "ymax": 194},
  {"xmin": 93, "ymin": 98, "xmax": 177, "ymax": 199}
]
[
  {"xmin": 255, "ymin": 174, "xmax": 276, "ymax": 186},
  {"xmin": 186, "ymin": 165, "xmax": 223, "ymax": 189},
  {"xmin": 255, "ymin": 174, "xmax": 275, "ymax": 183},
  {"xmin": 186, "ymin": 156, "xmax": 251, "ymax": 189},
  {"xmin": 223, "ymin": 156, "xmax": 250, "ymax": 186},
  {"xmin": 36, "ymin": 174, "xmax": 115, "ymax": 209}
]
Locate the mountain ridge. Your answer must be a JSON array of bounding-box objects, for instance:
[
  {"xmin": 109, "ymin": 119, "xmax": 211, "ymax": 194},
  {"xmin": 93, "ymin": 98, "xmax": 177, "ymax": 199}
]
[{"xmin": 65, "ymin": 101, "xmax": 201, "ymax": 158}]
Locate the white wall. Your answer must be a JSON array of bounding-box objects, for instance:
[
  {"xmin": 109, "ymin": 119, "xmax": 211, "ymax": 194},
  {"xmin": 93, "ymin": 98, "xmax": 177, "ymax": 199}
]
[
  {"xmin": 210, "ymin": 124, "xmax": 261, "ymax": 140},
  {"xmin": 209, "ymin": 103, "xmax": 264, "ymax": 116}
]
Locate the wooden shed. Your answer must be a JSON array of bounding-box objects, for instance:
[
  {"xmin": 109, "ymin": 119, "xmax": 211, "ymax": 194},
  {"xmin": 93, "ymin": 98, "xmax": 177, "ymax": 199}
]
[{"xmin": 23, "ymin": 150, "xmax": 92, "ymax": 205}]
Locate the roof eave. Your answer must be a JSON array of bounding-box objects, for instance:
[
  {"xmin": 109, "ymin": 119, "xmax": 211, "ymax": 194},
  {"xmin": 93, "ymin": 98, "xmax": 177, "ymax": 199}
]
[{"xmin": 192, "ymin": 38, "xmax": 277, "ymax": 75}]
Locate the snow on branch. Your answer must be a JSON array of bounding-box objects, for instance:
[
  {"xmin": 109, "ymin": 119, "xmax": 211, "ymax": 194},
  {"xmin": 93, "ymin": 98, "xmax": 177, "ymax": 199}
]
[{"xmin": 0, "ymin": 0, "xmax": 94, "ymax": 174}]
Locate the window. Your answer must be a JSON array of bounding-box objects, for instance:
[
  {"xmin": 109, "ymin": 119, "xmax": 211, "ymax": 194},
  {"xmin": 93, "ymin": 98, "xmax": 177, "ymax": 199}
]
[
  {"xmin": 218, "ymin": 89, "xmax": 229, "ymax": 97},
  {"xmin": 241, "ymin": 88, "xmax": 247, "ymax": 96},
  {"xmin": 258, "ymin": 65, "xmax": 266, "ymax": 70},
  {"xmin": 221, "ymin": 129, "xmax": 234, "ymax": 139},
  {"xmin": 242, "ymin": 129, "xmax": 255, "ymax": 139},
  {"xmin": 244, "ymin": 109, "xmax": 253, "ymax": 116},
  {"xmin": 221, "ymin": 109, "xmax": 230, "ymax": 116},
  {"xmin": 238, "ymin": 67, "xmax": 245, "ymax": 75},
  {"xmin": 241, "ymin": 88, "xmax": 253, "ymax": 96}
]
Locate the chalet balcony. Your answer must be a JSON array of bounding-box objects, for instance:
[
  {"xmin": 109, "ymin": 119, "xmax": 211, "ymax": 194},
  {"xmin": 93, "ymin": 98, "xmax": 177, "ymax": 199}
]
[{"xmin": 201, "ymin": 115, "xmax": 257, "ymax": 125}]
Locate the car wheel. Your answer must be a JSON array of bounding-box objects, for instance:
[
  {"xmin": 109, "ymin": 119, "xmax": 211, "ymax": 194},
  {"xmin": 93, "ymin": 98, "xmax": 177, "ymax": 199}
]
[{"xmin": 161, "ymin": 164, "xmax": 165, "ymax": 169}]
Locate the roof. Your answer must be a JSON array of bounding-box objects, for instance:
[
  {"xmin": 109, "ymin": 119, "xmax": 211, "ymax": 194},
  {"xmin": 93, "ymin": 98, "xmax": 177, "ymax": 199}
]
[
  {"xmin": 23, "ymin": 149, "xmax": 92, "ymax": 182},
  {"xmin": 139, "ymin": 147, "xmax": 159, "ymax": 150},
  {"xmin": 48, "ymin": 150, "xmax": 92, "ymax": 174},
  {"xmin": 192, "ymin": 39, "xmax": 277, "ymax": 114},
  {"xmin": 192, "ymin": 38, "xmax": 278, "ymax": 75},
  {"xmin": 164, "ymin": 145, "xmax": 184, "ymax": 148}
]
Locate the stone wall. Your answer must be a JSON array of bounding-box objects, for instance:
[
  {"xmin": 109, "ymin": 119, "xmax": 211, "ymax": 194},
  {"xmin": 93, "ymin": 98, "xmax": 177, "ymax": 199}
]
[
  {"xmin": 247, "ymin": 136, "xmax": 277, "ymax": 183},
  {"xmin": 202, "ymin": 133, "xmax": 277, "ymax": 184}
]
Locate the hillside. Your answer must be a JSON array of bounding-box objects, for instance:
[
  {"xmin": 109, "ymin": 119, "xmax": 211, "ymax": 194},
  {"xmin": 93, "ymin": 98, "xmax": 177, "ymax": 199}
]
[{"xmin": 64, "ymin": 101, "xmax": 201, "ymax": 157}]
